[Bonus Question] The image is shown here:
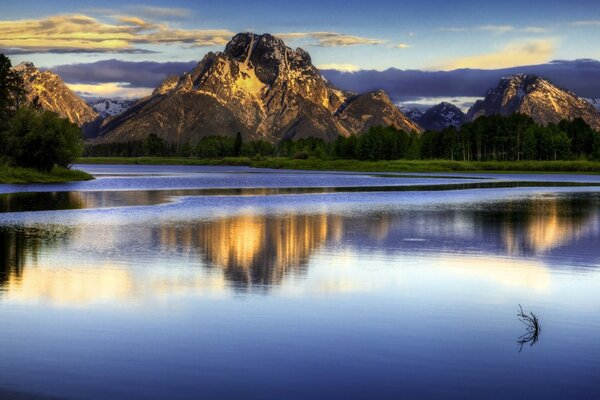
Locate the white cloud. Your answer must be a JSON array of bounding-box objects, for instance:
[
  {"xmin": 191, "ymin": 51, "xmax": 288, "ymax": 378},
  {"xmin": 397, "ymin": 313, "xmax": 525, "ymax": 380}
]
[
  {"xmin": 0, "ymin": 14, "xmax": 234, "ymax": 54},
  {"xmin": 571, "ymin": 20, "xmax": 600, "ymax": 27},
  {"xmin": 276, "ymin": 32, "xmax": 385, "ymax": 47},
  {"xmin": 439, "ymin": 25, "xmax": 549, "ymax": 34},
  {"xmin": 68, "ymin": 82, "xmax": 152, "ymax": 99},
  {"xmin": 479, "ymin": 25, "xmax": 515, "ymax": 34},
  {"xmin": 436, "ymin": 39, "xmax": 556, "ymax": 70},
  {"xmin": 317, "ymin": 63, "xmax": 361, "ymax": 72}
]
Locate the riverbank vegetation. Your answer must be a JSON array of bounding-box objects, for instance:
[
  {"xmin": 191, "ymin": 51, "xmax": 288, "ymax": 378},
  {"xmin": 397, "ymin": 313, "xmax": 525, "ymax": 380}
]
[
  {"xmin": 78, "ymin": 157, "xmax": 600, "ymax": 174},
  {"xmin": 0, "ymin": 54, "xmax": 88, "ymax": 183},
  {"xmin": 83, "ymin": 113, "xmax": 600, "ymax": 173}
]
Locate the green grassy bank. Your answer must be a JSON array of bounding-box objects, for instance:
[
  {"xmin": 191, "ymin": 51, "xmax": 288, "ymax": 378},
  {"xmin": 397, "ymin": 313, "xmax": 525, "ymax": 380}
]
[
  {"xmin": 0, "ymin": 165, "xmax": 94, "ymax": 184},
  {"xmin": 76, "ymin": 157, "xmax": 600, "ymax": 174}
]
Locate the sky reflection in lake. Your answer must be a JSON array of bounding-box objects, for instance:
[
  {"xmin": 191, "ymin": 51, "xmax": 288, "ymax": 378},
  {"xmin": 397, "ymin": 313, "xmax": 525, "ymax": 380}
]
[{"xmin": 0, "ymin": 167, "xmax": 599, "ymax": 399}]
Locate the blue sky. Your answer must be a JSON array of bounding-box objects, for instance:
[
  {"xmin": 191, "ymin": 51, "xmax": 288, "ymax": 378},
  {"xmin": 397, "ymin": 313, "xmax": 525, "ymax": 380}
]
[{"xmin": 2, "ymin": 0, "xmax": 599, "ymax": 98}]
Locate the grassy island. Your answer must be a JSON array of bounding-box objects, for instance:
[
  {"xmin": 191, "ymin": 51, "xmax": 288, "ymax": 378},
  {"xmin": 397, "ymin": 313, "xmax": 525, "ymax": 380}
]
[{"xmin": 0, "ymin": 165, "xmax": 93, "ymax": 184}]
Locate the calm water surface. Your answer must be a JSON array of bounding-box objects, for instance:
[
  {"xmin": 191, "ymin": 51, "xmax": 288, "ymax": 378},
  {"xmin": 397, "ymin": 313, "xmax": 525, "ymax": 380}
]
[{"xmin": 0, "ymin": 165, "xmax": 599, "ymax": 399}]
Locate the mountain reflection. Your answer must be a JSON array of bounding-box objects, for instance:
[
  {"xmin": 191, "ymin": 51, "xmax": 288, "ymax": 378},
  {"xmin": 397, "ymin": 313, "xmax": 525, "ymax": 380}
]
[
  {"xmin": 0, "ymin": 194, "xmax": 599, "ymax": 302},
  {"xmin": 160, "ymin": 213, "xmax": 346, "ymax": 290},
  {"xmin": 499, "ymin": 197, "xmax": 599, "ymax": 256}
]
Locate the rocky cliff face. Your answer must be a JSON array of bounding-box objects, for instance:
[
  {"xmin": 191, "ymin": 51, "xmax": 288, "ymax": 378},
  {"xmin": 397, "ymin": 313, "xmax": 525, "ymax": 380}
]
[
  {"xmin": 467, "ymin": 74, "xmax": 600, "ymax": 130},
  {"xmin": 413, "ymin": 102, "xmax": 466, "ymax": 131},
  {"xmin": 95, "ymin": 33, "xmax": 421, "ymax": 143},
  {"xmin": 11, "ymin": 62, "xmax": 100, "ymax": 136}
]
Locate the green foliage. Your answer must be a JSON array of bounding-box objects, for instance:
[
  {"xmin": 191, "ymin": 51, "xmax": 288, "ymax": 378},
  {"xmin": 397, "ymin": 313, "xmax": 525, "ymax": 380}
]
[
  {"xmin": 84, "ymin": 114, "xmax": 600, "ymax": 164},
  {"xmin": 0, "ymin": 165, "xmax": 92, "ymax": 184},
  {"xmin": 234, "ymin": 132, "xmax": 243, "ymax": 157},
  {"xmin": 5, "ymin": 107, "xmax": 83, "ymax": 171},
  {"xmin": 144, "ymin": 133, "xmax": 166, "ymax": 156},
  {"xmin": 0, "ymin": 54, "xmax": 26, "ymax": 132}
]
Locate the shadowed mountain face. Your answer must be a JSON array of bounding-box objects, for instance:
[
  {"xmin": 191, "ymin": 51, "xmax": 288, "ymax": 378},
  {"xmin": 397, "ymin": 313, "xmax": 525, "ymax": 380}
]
[
  {"xmin": 467, "ymin": 74, "xmax": 600, "ymax": 130},
  {"xmin": 94, "ymin": 33, "xmax": 422, "ymax": 144},
  {"xmin": 413, "ymin": 102, "xmax": 466, "ymax": 131},
  {"xmin": 11, "ymin": 62, "xmax": 101, "ymax": 137}
]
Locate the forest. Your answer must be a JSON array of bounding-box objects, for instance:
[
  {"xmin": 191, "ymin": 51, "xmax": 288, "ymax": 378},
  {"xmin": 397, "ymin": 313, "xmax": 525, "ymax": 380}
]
[{"xmin": 85, "ymin": 113, "xmax": 600, "ymax": 162}]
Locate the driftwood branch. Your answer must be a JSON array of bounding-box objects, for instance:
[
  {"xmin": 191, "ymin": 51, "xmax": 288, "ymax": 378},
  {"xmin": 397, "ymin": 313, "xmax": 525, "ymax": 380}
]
[{"xmin": 517, "ymin": 304, "xmax": 541, "ymax": 352}]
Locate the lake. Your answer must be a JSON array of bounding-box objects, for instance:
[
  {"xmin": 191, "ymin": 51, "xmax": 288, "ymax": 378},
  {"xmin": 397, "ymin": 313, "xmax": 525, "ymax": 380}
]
[{"xmin": 0, "ymin": 165, "xmax": 599, "ymax": 399}]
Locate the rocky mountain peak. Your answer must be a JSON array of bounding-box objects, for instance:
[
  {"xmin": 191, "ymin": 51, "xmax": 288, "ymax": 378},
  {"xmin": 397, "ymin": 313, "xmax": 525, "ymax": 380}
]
[
  {"xmin": 12, "ymin": 61, "xmax": 36, "ymax": 73},
  {"xmin": 409, "ymin": 102, "xmax": 466, "ymax": 131},
  {"xmin": 468, "ymin": 74, "xmax": 600, "ymax": 130},
  {"xmin": 11, "ymin": 62, "xmax": 100, "ymax": 135},
  {"xmin": 94, "ymin": 32, "xmax": 421, "ymax": 144}
]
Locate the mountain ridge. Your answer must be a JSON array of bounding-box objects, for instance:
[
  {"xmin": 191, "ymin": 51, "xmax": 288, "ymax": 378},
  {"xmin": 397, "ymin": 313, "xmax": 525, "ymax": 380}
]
[
  {"xmin": 93, "ymin": 33, "xmax": 422, "ymax": 144},
  {"xmin": 11, "ymin": 62, "xmax": 101, "ymax": 136},
  {"xmin": 467, "ymin": 74, "xmax": 600, "ymax": 130}
]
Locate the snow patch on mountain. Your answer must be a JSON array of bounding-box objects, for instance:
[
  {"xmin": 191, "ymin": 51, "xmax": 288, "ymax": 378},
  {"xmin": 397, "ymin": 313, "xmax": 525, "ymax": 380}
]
[
  {"xmin": 585, "ymin": 98, "xmax": 600, "ymax": 111},
  {"xmin": 91, "ymin": 98, "xmax": 137, "ymax": 118}
]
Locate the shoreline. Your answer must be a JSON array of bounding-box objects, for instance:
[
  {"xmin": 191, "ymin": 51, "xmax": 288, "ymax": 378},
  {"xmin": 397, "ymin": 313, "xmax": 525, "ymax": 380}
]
[
  {"xmin": 0, "ymin": 165, "xmax": 94, "ymax": 184},
  {"xmin": 77, "ymin": 157, "xmax": 600, "ymax": 175}
]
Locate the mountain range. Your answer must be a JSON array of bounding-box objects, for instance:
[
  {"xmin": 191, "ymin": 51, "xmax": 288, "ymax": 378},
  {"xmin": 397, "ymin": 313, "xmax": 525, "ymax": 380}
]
[
  {"xmin": 94, "ymin": 33, "xmax": 420, "ymax": 143},
  {"xmin": 10, "ymin": 33, "xmax": 600, "ymax": 142}
]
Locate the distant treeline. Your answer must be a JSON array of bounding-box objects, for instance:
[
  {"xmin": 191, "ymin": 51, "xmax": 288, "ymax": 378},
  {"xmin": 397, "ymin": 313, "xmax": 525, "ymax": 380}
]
[{"xmin": 85, "ymin": 114, "xmax": 600, "ymax": 162}]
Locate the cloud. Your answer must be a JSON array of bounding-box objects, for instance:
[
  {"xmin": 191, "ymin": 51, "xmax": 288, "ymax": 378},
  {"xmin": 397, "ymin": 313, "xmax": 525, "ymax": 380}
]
[
  {"xmin": 439, "ymin": 25, "xmax": 548, "ymax": 34},
  {"xmin": 439, "ymin": 27, "xmax": 468, "ymax": 32},
  {"xmin": 522, "ymin": 27, "xmax": 548, "ymax": 33},
  {"xmin": 136, "ymin": 6, "xmax": 190, "ymax": 19},
  {"xmin": 479, "ymin": 25, "xmax": 515, "ymax": 34},
  {"xmin": 68, "ymin": 82, "xmax": 152, "ymax": 99},
  {"xmin": 0, "ymin": 14, "xmax": 234, "ymax": 54},
  {"xmin": 395, "ymin": 43, "xmax": 411, "ymax": 49},
  {"xmin": 320, "ymin": 59, "xmax": 600, "ymax": 103},
  {"xmin": 276, "ymin": 32, "xmax": 385, "ymax": 47},
  {"xmin": 571, "ymin": 20, "xmax": 600, "ymax": 27},
  {"xmin": 437, "ymin": 39, "xmax": 555, "ymax": 70},
  {"xmin": 49, "ymin": 59, "xmax": 197, "ymax": 88},
  {"xmin": 317, "ymin": 63, "xmax": 360, "ymax": 72}
]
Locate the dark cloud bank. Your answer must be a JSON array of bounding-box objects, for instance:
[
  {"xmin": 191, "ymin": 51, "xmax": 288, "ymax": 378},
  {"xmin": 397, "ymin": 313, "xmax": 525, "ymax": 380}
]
[
  {"xmin": 51, "ymin": 58, "xmax": 600, "ymax": 101},
  {"xmin": 322, "ymin": 59, "xmax": 600, "ymax": 102},
  {"xmin": 49, "ymin": 59, "xmax": 198, "ymax": 88}
]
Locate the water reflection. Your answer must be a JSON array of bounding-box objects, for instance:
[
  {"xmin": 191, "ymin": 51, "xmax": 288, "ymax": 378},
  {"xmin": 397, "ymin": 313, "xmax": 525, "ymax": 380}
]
[
  {"xmin": 0, "ymin": 194, "xmax": 599, "ymax": 301},
  {"xmin": 0, "ymin": 225, "xmax": 72, "ymax": 288},
  {"xmin": 3, "ymin": 181, "xmax": 600, "ymax": 213}
]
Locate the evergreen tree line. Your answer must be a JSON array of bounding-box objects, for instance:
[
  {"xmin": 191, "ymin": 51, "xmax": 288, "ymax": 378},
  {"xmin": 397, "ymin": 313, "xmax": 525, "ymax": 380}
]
[
  {"xmin": 0, "ymin": 54, "xmax": 84, "ymax": 171},
  {"xmin": 86, "ymin": 114, "xmax": 600, "ymax": 162}
]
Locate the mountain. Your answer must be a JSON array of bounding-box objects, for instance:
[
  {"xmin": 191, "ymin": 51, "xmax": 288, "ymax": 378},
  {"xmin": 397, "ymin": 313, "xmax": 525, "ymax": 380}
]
[
  {"xmin": 467, "ymin": 74, "xmax": 600, "ymax": 130},
  {"xmin": 400, "ymin": 106, "xmax": 424, "ymax": 123},
  {"xmin": 585, "ymin": 98, "xmax": 600, "ymax": 112},
  {"xmin": 95, "ymin": 33, "xmax": 421, "ymax": 144},
  {"xmin": 90, "ymin": 98, "xmax": 137, "ymax": 119},
  {"xmin": 11, "ymin": 62, "xmax": 100, "ymax": 135},
  {"xmin": 414, "ymin": 102, "xmax": 466, "ymax": 131}
]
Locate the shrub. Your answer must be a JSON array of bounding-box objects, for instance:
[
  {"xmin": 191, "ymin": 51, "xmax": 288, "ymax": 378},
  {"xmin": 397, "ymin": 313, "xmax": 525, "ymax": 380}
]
[{"xmin": 5, "ymin": 107, "xmax": 83, "ymax": 171}]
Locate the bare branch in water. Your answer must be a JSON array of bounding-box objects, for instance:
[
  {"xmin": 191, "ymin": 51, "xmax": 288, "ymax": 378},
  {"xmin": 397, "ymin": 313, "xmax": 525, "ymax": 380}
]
[{"xmin": 517, "ymin": 304, "xmax": 541, "ymax": 352}]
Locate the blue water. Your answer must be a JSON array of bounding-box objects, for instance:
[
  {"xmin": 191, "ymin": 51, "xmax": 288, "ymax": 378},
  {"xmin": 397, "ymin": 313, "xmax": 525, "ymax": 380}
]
[{"xmin": 0, "ymin": 165, "xmax": 599, "ymax": 399}]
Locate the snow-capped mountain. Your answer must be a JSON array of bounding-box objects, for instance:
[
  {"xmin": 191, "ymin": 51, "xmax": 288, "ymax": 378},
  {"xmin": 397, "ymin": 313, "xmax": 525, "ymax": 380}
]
[
  {"xmin": 399, "ymin": 106, "xmax": 424, "ymax": 123},
  {"xmin": 467, "ymin": 74, "xmax": 600, "ymax": 130},
  {"xmin": 11, "ymin": 62, "xmax": 100, "ymax": 135},
  {"xmin": 91, "ymin": 98, "xmax": 137, "ymax": 119},
  {"xmin": 414, "ymin": 102, "xmax": 466, "ymax": 131},
  {"xmin": 96, "ymin": 33, "xmax": 422, "ymax": 144},
  {"xmin": 585, "ymin": 98, "xmax": 600, "ymax": 112}
]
